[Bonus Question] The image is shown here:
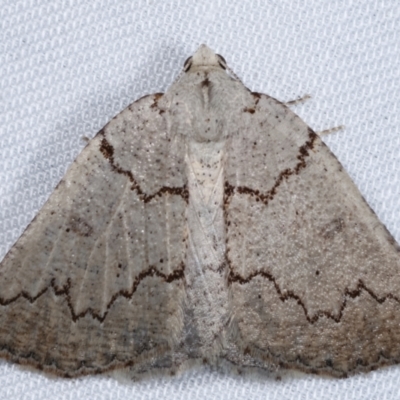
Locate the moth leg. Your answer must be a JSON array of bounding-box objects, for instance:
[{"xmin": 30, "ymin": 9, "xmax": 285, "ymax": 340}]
[
  {"xmin": 80, "ymin": 135, "xmax": 90, "ymax": 144},
  {"xmin": 316, "ymin": 125, "xmax": 345, "ymax": 136},
  {"xmin": 284, "ymin": 95, "xmax": 344, "ymax": 136},
  {"xmin": 284, "ymin": 94, "xmax": 311, "ymax": 106},
  {"xmin": 284, "ymin": 93, "xmax": 344, "ymax": 136}
]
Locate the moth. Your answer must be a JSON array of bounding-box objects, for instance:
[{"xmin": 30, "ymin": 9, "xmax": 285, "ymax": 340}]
[{"xmin": 1, "ymin": 45, "xmax": 399, "ymax": 378}]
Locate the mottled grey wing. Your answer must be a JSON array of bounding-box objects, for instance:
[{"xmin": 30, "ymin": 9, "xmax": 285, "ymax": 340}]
[
  {"xmin": 0, "ymin": 94, "xmax": 188, "ymax": 377},
  {"xmin": 225, "ymin": 93, "xmax": 400, "ymax": 377}
]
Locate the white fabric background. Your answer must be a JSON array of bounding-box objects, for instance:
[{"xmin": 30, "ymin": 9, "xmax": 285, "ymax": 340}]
[{"xmin": 1, "ymin": 0, "xmax": 400, "ymax": 399}]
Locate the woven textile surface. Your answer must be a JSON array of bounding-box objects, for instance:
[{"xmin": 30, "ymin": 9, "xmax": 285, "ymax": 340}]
[{"xmin": 1, "ymin": 1, "xmax": 400, "ymax": 399}]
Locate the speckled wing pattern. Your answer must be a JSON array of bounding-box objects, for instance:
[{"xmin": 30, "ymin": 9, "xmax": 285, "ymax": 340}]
[
  {"xmin": 0, "ymin": 93, "xmax": 189, "ymax": 376},
  {"xmin": 223, "ymin": 93, "xmax": 400, "ymax": 376},
  {"xmin": 0, "ymin": 45, "xmax": 400, "ymax": 378}
]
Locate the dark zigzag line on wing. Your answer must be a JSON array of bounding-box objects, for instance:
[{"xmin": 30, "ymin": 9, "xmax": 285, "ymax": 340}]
[
  {"xmin": 245, "ymin": 341, "xmax": 398, "ymax": 379},
  {"xmin": 227, "ymin": 264, "xmax": 400, "ymax": 324},
  {"xmin": 0, "ymin": 340, "xmax": 176, "ymax": 378},
  {"xmin": 98, "ymin": 132, "xmax": 189, "ymax": 203},
  {"xmin": 0, "ymin": 262, "xmax": 185, "ymax": 323},
  {"xmin": 224, "ymin": 127, "xmax": 317, "ymax": 206},
  {"xmin": 224, "ymin": 126, "xmax": 400, "ymax": 322}
]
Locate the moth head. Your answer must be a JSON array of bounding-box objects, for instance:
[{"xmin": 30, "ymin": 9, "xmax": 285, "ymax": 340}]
[{"xmin": 184, "ymin": 44, "xmax": 227, "ymax": 72}]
